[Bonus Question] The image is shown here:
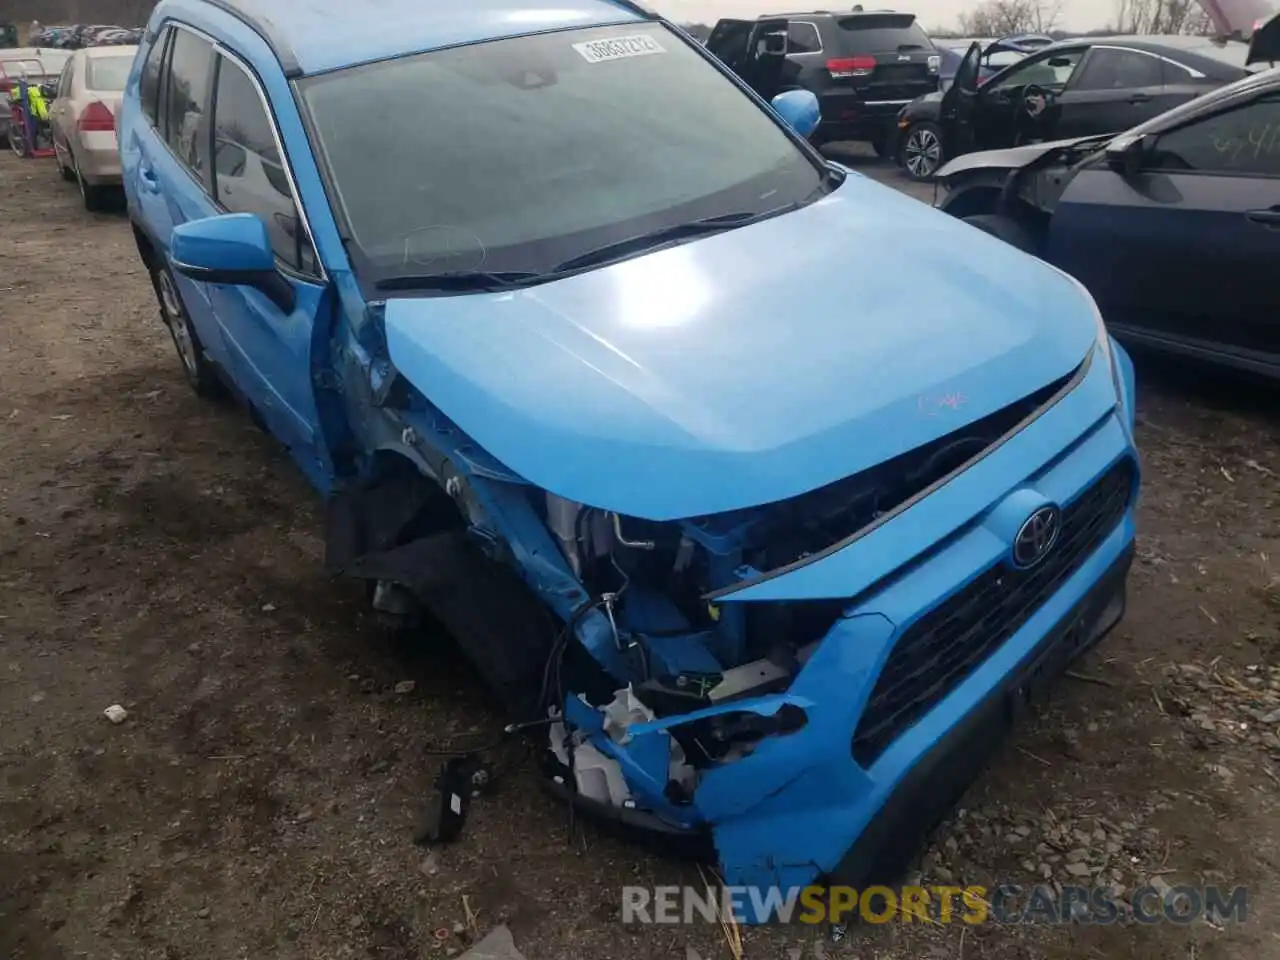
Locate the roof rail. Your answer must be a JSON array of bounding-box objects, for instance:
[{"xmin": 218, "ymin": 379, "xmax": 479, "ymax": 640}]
[{"xmin": 201, "ymin": 0, "xmax": 303, "ymax": 77}]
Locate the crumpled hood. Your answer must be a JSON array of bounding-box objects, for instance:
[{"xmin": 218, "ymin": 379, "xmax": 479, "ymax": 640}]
[{"xmin": 383, "ymin": 174, "xmax": 1097, "ymax": 520}]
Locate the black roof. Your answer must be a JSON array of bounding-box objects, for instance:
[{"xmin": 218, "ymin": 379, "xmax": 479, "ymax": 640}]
[{"xmin": 757, "ymin": 9, "xmax": 915, "ymax": 19}]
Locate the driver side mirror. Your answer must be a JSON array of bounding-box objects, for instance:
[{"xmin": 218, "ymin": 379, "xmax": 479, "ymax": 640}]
[
  {"xmin": 771, "ymin": 88, "xmax": 821, "ymax": 139},
  {"xmin": 1047, "ymin": 56, "xmax": 1073, "ymax": 67},
  {"xmin": 1104, "ymin": 133, "xmax": 1151, "ymax": 178},
  {"xmin": 170, "ymin": 213, "xmax": 296, "ymax": 313}
]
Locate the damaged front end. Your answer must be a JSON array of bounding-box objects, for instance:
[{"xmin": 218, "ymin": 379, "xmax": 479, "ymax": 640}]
[{"xmin": 326, "ymin": 332, "xmax": 1138, "ymax": 917}]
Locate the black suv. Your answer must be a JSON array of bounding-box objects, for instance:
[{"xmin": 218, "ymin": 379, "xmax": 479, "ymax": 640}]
[{"xmin": 706, "ymin": 10, "xmax": 940, "ymax": 152}]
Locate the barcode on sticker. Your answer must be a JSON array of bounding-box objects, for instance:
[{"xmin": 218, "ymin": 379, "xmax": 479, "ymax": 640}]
[{"xmin": 573, "ymin": 34, "xmax": 666, "ymax": 64}]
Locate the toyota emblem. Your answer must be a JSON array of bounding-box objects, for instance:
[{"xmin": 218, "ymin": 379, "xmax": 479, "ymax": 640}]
[{"xmin": 1013, "ymin": 505, "xmax": 1060, "ymax": 568}]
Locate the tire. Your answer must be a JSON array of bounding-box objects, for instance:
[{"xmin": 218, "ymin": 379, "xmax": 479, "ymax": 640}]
[
  {"xmin": 73, "ymin": 153, "xmax": 111, "ymax": 212},
  {"xmin": 150, "ymin": 260, "xmax": 224, "ymax": 399},
  {"xmin": 900, "ymin": 121, "xmax": 944, "ymax": 181},
  {"xmin": 962, "ymin": 213, "xmax": 1038, "ymax": 254},
  {"xmin": 56, "ymin": 147, "xmax": 76, "ymax": 182},
  {"xmin": 8, "ymin": 120, "xmax": 27, "ymax": 158}
]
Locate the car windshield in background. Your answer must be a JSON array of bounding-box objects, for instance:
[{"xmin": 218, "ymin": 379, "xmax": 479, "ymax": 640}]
[
  {"xmin": 1, "ymin": 52, "xmax": 69, "ymax": 78},
  {"xmin": 836, "ymin": 14, "xmax": 932, "ymax": 50},
  {"xmin": 298, "ymin": 23, "xmax": 823, "ymax": 285},
  {"xmin": 87, "ymin": 54, "xmax": 135, "ymax": 90}
]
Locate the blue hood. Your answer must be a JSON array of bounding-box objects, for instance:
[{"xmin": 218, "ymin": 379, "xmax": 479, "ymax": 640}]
[{"xmin": 383, "ymin": 175, "xmax": 1097, "ymax": 521}]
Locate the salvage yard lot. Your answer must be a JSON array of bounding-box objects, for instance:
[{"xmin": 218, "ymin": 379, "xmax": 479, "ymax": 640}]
[{"xmin": 1, "ymin": 148, "xmax": 1279, "ymax": 960}]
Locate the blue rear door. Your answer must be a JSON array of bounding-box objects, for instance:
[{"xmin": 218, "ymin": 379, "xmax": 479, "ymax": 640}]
[{"xmin": 122, "ymin": 22, "xmax": 227, "ymax": 369}]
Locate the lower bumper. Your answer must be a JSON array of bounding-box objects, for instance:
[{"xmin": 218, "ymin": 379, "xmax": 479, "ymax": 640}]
[
  {"xmin": 78, "ymin": 148, "xmax": 122, "ymax": 185},
  {"xmin": 816, "ymin": 95, "xmax": 920, "ymax": 143},
  {"xmin": 816, "ymin": 116, "xmax": 899, "ymax": 143},
  {"xmin": 541, "ymin": 534, "xmax": 1133, "ymax": 909},
  {"xmin": 536, "ymin": 365, "xmax": 1136, "ymax": 916},
  {"xmin": 829, "ymin": 542, "xmax": 1131, "ymax": 889}
]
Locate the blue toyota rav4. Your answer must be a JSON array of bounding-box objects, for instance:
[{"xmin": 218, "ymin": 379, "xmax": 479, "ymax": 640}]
[{"xmin": 121, "ymin": 0, "xmax": 1139, "ymax": 916}]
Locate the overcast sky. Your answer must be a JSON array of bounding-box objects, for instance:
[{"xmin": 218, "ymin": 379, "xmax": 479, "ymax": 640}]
[{"xmin": 652, "ymin": 0, "xmax": 1118, "ymax": 32}]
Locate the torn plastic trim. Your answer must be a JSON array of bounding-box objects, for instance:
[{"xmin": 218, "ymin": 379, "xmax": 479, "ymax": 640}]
[
  {"xmin": 560, "ymin": 688, "xmax": 815, "ymax": 823},
  {"xmin": 549, "ymin": 611, "xmax": 893, "ymax": 838}
]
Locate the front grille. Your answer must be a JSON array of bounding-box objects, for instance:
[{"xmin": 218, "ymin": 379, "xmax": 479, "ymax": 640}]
[{"xmin": 851, "ymin": 457, "xmax": 1135, "ymax": 767}]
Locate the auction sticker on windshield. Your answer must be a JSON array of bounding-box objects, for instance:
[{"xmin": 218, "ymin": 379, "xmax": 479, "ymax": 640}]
[{"xmin": 573, "ymin": 34, "xmax": 666, "ymax": 63}]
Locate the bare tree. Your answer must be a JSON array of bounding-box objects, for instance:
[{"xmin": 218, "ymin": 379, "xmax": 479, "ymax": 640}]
[
  {"xmin": 957, "ymin": 0, "xmax": 1058, "ymax": 35},
  {"xmin": 1112, "ymin": 0, "xmax": 1216, "ymax": 33},
  {"xmin": 957, "ymin": 0, "xmax": 1063, "ymax": 36}
]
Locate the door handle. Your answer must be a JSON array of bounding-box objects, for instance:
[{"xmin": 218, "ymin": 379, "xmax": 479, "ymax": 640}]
[
  {"xmin": 1245, "ymin": 208, "xmax": 1280, "ymax": 226},
  {"xmin": 1127, "ymin": 93, "xmax": 1152, "ymax": 104},
  {"xmin": 139, "ymin": 163, "xmax": 160, "ymax": 194}
]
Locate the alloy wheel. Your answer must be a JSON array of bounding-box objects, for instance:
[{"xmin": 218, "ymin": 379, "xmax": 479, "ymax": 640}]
[
  {"xmin": 904, "ymin": 127, "xmax": 942, "ymax": 179},
  {"xmin": 158, "ymin": 268, "xmax": 198, "ymax": 377}
]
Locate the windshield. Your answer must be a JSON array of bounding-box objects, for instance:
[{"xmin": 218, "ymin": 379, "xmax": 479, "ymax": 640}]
[
  {"xmin": 299, "ymin": 23, "xmax": 823, "ymax": 284},
  {"xmin": 1, "ymin": 51, "xmax": 70, "ymax": 78},
  {"xmin": 87, "ymin": 53, "xmax": 134, "ymax": 90}
]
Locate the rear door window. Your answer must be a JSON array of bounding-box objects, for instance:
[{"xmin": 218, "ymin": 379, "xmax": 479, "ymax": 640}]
[
  {"xmin": 1071, "ymin": 48, "xmax": 1163, "ymax": 91},
  {"xmin": 163, "ymin": 28, "xmax": 214, "ymax": 175},
  {"xmin": 1149, "ymin": 94, "xmax": 1280, "ymax": 176},
  {"xmin": 139, "ymin": 27, "xmax": 169, "ymax": 126},
  {"xmin": 706, "ymin": 19, "xmax": 754, "ymax": 71},
  {"xmin": 787, "ymin": 21, "xmax": 823, "ymax": 55},
  {"xmin": 57, "ymin": 56, "xmax": 74, "ymax": 97}
]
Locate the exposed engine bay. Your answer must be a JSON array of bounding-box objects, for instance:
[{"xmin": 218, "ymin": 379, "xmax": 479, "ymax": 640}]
[
  {"xmin": 937, "ymin": 134, "xmax": 1115, "ymax": 222},
  {"xmin": 326, "ymin": 377, "xmax": 1064, "ymax": 829}
]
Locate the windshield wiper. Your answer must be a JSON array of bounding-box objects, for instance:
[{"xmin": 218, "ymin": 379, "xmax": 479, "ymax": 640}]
[
  {"xmin": 375, "ymin": 270, "xmax": 546, "ymax": 292},
  {"xmin": 550, "ymin": 210, "xmax": 785, "ymax": 275}
]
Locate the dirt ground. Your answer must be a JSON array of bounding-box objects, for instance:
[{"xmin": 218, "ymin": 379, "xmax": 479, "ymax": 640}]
[{"xmin": 1, "ymin": 149, "xmax": 1278, "ymax": 960}]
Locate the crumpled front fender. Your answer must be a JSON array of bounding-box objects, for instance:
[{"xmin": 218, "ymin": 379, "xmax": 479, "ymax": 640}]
[{"xmin": 693, "ymin": 613, "xmax": 896, "ymax": 823}]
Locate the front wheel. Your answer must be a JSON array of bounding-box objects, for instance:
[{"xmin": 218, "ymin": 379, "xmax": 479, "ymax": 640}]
[
  {"xmin": 900, "ymin": 121, "xmax": 944, "ymax": 181},
  {"xmin": 962, "ymin": 213, "xmax": 1039, "ymax": 255},
  {"xmin": 150, "ymin": 261, "xmax": 224, "ymax": 399}
]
